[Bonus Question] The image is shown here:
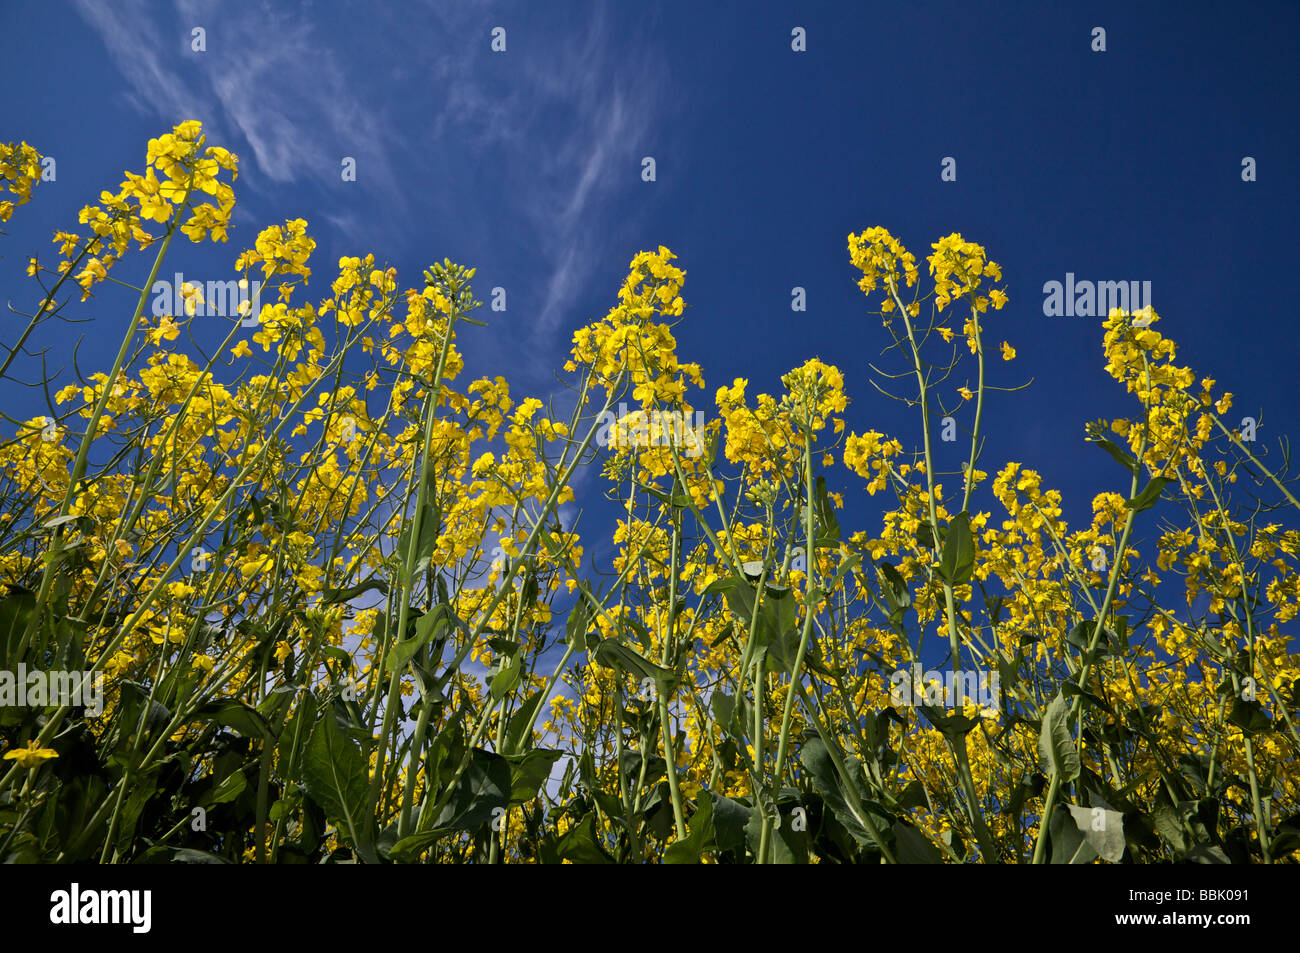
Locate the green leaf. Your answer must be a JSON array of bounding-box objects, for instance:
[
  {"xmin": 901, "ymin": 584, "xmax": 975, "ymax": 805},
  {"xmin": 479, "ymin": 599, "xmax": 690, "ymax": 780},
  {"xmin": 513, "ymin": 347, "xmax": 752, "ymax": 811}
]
[
  {"xmin": 827, "ymin": 552, "xmax": 862, "ymax": 596},
  {"xmin": 302, "ymin": 714, "xmax": 375, "ymax": 860},
  {"xmin": 1064, "ymin": 803, "xmax": 1126, "ymax": 862},
  {"xmin": 664, "ymin": 795, "xmax": 715, "ymax": 864},
  {"xmin": 507, "ymin": 748, "xmax": 562, "ymax": 805},
  {"xmin": 593, "ymin": 638, "xmax": 678, "ymax": 691},
  {"xmin": 702, "ymin": 576, "xmax": 737, "ymax": 596},
  {"xmin": 743, "ymin": 798, "xmax": 808, "ymax": 864},
  {"xmin": 503, "ymin": 690, "xmax": 546, "ymax": 755},
  {"xmin": 489, "ymin": 651, "xmax": 523, "ymax": 701},
  {"xmin": 1227, "ymin": 698, "xmax": 1273, "ymax": 735},
  {"xmin": 1038, "ymin": 692, "xmax": 1081, "ymax": 782},
  {"xmin": 916, "ymin": 520, "xmax": 936, "ymax": 550},
  {"xmin": 386, "ymin": 606, "xmax": 450, "ymax": 673},
  {"xmin": 321, "ymin": 645, "xmax": 352, "ymax": 668},
  {"xmin": 810, "ymin": 476, "xmax": 841, "ymax": 547},
  {"xmin": 277, "ymin": 690, "xmax": 316, "ymax": 776},
  {"xmin": 320, "ymin": 579, "xmax": 390, "ymax": 605},
  {"xmin": 1048, "ymin": 803, "xmax": 1098, "ymax": 864},
  {"xmin": 395, "ymin": 501, "xmax": 441, "ymax": 575},
  {"xmin": 433, "ymin": 748, "xmax": 512, "ymax": 831},
  {"xmin": 209, "ymin": 769, "xmax": 247, "ymax": 804},
  {"xmin": 877, "ymin": 562, "xmax": 912, "ymax": 626},
  {"xmin": 1002, "ymin": 773, "xmax": 1046, "ymax": 818},
  {"xmin": 1125, "ymin": 476, "xmax": 1170, "ymax": 513},
  {"xmin": 721, "ymin": 577, "xmax": 797, "ymax": 660},
  {"xmin": 919, "ymin": 706, "xmax": 979, "ymax": 740},
  {"xmin": 711, "ymin": 690, "xmax": 752, "ymax": 742},
  {"xmin": 894, "ymin": 780, "xmax": 929, "ymax": 811},
  {"xmin": 153, "ymin": 848, "xmax": 234, "ymax": 864},
  {"xmin": 1183, "ymin": 844, "xmax": 1231, "ymax": 864},
  {"xmin": 0, "ymin": 586, "xmax": 36, "ymax": 669},
  {"xmin": 386, "ymin": 829, "xmax": 453, "ymax": 863},
  {"xmin": 1086, "ymin": 429, "xmax": 1138, "ymax": 476},
  {"xmin": 709, "ymin": 793, "xmax": 753, "ymax": 855},
  {"xmin": 189, "ymin": 699, "xmax": 275, "ymax": 741},
  {"xmin": 624, "ymin": 615, "xmax": 653, "ymax": 652},
  {"xmin": 800, "ymin": 735, "xmax": 876, "ymax": 846},
  {"xmin": 566, "ymin": 593, "xmax": 593, "ymax": 652},
  {"xmin": 1061, "ymin": 680, "xmax": 1112, "ymax": 713},
  {"xmin": 42, "ymin": 514, "xmax": 82, "ymax": 530},
  {"xmin": 892, "ymin": 820, "xmax": 943, "ymax": 863},
  {"xmin": 936, "ymin": 511, "xmax": 975, "ymax": 585},
  {"xmin": 555, "ymin": 813, "xmax": 613, "ymax": 863}
]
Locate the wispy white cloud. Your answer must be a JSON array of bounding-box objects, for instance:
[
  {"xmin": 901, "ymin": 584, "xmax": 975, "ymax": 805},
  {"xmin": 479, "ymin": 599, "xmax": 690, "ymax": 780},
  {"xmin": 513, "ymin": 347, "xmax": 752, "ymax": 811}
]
[
  {"xmin": 406, "ymin": 2, "xmax": 670, "ymax": 364},
  {"xmin": 78, "ymin": 0, "xmax": 673, "ymax": 383},
  {"xmin": 76, "ymin": 0, "xmax": 403, "ymax": 198}
]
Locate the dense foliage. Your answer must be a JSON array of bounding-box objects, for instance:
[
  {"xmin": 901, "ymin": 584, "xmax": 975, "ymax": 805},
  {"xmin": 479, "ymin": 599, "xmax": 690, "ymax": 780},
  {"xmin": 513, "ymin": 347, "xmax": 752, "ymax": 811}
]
[{"xmin": 1, "ymin": 124, "xmax": 1296, "ymax": 863}]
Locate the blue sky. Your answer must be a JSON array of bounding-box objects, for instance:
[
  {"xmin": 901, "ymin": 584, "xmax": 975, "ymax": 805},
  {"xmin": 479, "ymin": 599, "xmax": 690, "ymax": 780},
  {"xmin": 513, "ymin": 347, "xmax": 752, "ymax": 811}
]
[{"xmin": 2, "ymin": 0, "xmax": 1297, "ymax": 606}]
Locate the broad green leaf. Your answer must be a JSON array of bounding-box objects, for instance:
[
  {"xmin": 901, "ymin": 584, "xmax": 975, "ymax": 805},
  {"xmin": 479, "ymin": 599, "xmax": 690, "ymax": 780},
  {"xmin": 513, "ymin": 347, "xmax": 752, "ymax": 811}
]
[
  {"xmin": 277, "ymin": 691, "xmax": 316, "ymax": 776},
  {"xmin": 209, "ymin": 769, "xmax": 246, "ymax": 804},
  {"xmin": 1065, "ymin": 803, "xmax": 1126, "ymax": 862},
  {"xmin": 504, "ymin": 690, "xmax": 546, "ymax": 754},
  {"xmin": 188, "ymin": 699, "xmax": 275, "ymax": 741},
  {"xmin": 811, "ymin": 476, "xmax": 840, "ymax": 547},
  {"xmin": 302, "ymin": 715, "xmax": 374, "ymax": 860},
  {"xmin": 489, "ymin": 652, "xmax": 523, "ymax": 700},
  {"xmin": 1038, "ymin": 692, "xmax": 1081, "ymax": 782},
  {"xmin": 892, "ymin": 820, "xmax": 943, "ymax": 863},
  {"xmin": 1061, "ymin": 680, "xmax": 1112, "ymax": 713},
  {"xmin": 1086, "ymin": 430, "xmax": 1138, "ymax": 476},
  {"xmin": 710, "ymin": 793, "xmax": 753, "ymax": 855},
  {"xmin": 877, "ymin": 561, "xmax": 911, "ymax": 625},
  {"xmin": 507, "ymin": 748, "xmax": 562, "ymax": 805},
  {"xmin": 936, "ymin": 511, "xmax": 975, "ymax": 585},
  {"xmin": 395, "ymin": 501, "xmax": 441, "ymax": 575},
  {"xmin": 664, "ymin": 795, "xmax": 714, "ymax": 864},
  {"xmin": 800, "ymin": 735, "xmax": 876, "ymax": 846},
  {"xmin": 702, "ymin": 576, "xmax": 737, "ymax": 596},
  {"xmin": 1227, "ymin": 698, "xmax": 1273, "ymax": 734},
  {"xmin": 919, "ymin": 706, "xmax": 979, "ymax": 740},
  {"xmin": 387, "ymin": 829, "xmax": 454, "ymax": 863},
  {"xmin": 1125, "ymin": 476, "xmax": 1170, "ymax": 513},
  {"xmin": 1002, "ymin": 773, "xmax": 1046, "ymax": 818},
  {"xmin": 566, "ymin": 593, "xmax": 593, "ymax": 652},
  {"xmin": 593, "ymin": 638, "xmax": 678, "ymax": 691},
  {"xmin": 1048, "ymin": 804, "xmax": 1098, "ymax": 864},
  {"xmin": 743, "ymin": 798, "xmax": 808, "ymax": 864},
  {"xmin": 555, "ymin": 813, "xmax": 613, "ymax": 864},
  {"xmin": 0, "ymin": 586, "xmax": 36, "ymax": 669},
  {"xmin": 433, "ymin": 748, "xmax": 512, "ymax": 831},
  {"xmin": 320, "ymin": 579, "xmax": 390, "ymax": 605}
]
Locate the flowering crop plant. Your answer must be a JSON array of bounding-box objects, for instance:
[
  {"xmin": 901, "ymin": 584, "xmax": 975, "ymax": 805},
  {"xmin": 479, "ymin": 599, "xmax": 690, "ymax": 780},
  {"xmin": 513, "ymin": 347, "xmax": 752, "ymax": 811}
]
[{"xmin": 0, "ymin": 124, "xmax": 1296, "ymax": 866}]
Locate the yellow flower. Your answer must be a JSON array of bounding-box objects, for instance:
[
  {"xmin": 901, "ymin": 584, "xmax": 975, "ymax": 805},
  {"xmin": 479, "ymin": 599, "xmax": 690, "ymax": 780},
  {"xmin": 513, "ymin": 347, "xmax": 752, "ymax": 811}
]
[
  {"xmin": 3, "ymin": 741, "xmax": 59, "ymax": 769},
  {"xmin": 1000, "ymin": 341, "xmax": 1016, "ymax": 360},
  {"xmin": 148, "ymin": 314, "xmax": 181, "ymax": 345},
  {"xmin": 230, "ymin": 340, "xmax": 252, "ymax": 358}
]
